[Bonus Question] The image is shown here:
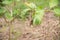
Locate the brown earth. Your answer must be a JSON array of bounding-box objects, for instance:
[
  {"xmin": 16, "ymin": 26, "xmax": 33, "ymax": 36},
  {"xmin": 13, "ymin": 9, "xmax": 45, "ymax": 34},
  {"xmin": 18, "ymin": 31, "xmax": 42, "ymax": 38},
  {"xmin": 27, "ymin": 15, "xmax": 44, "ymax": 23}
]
[{"xmin": 0, "ymin": 12, "xmax": 60, "ymax": 40}]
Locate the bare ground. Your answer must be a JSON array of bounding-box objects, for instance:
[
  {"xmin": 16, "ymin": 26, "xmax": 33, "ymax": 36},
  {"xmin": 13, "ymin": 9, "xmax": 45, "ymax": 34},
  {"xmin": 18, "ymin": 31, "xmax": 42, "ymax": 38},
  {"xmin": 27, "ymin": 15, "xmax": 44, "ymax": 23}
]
[{"xmin": 0, "ymin": 12, "xmax": 60, "ymax": 40}]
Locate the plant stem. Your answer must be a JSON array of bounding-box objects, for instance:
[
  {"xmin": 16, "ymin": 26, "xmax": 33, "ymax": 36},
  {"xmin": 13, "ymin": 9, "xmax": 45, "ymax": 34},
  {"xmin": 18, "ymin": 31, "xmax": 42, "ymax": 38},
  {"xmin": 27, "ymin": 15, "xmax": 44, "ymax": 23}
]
[
  {"xmin": 59, "ymin": 17, "xmax": 60, "ymax": 24},
  {"xmin": 8, "ymin": 22, "xmax": 12, "ymax": 40},
  {"xmin": 8, "ymin": 22, "xmax": 11, "ymax": 40}
]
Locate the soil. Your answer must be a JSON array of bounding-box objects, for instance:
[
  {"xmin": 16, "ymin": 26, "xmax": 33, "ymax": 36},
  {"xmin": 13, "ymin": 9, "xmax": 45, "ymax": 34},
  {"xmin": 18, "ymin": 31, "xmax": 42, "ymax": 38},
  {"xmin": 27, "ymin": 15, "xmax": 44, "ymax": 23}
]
[{"xmin": 0, "ymin": 12, "xmax": 60, "ymax": 40}]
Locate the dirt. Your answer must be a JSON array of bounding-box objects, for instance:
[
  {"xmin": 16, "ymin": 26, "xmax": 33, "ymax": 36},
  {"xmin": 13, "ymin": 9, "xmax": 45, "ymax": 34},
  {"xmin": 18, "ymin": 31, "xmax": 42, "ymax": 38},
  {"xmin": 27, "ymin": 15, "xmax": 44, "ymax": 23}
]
[{"xmin": 0, "ymin": 12, "xmax": 60, "ymax": 40}]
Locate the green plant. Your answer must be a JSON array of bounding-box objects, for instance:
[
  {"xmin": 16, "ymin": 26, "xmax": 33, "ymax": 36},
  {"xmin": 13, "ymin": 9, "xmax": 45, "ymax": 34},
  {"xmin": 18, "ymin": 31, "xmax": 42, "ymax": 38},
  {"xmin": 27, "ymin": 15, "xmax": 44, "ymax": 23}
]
[
  {"xmin": 49, "ymin": 0, "xmax": 60, "ymax": 16},
  {"xmin": 0, "ymin": 0, "xmax": 60, "ymax": 25},
  {"xmin": 0, "ymin": 0, "xmax": 60, "ymax": 40},
  {"xmin": 24, "ymin": 2, "xmax": 45, "ymax": 25},
  {"xmin": 0, "ymin": 0, "xmax": 22, "ymax": 40}
]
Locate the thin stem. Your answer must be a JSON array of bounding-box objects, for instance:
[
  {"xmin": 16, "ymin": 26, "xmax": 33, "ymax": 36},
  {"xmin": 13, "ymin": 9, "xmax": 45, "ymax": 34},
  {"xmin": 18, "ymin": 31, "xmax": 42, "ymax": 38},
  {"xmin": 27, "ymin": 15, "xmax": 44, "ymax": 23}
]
[
  {"xmin": 8, "ymin": 22, "xmax": 12, "ymax": 40},
  {"xmin": 9, "ymin": 23, "xmax": 11, "ymax": 40},
  {"xmin": 59, "ymin": 17, "xmax": 60, "ymax": 25}
]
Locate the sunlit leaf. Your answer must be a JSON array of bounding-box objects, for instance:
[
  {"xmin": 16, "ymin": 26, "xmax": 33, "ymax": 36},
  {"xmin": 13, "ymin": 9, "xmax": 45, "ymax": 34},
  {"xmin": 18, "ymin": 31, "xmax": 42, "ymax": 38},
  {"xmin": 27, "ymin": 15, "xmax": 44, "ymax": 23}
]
[
  {"xmin": 20, "ymin": 8, "xmax": 30, "ymax": 19},
  {"xmin": 33, "ymin": 9, "xmax": 44, "ymax": 25},
  {"xmin": 49, "ymin": 0, "xmax": 58, "ymax": 8}
]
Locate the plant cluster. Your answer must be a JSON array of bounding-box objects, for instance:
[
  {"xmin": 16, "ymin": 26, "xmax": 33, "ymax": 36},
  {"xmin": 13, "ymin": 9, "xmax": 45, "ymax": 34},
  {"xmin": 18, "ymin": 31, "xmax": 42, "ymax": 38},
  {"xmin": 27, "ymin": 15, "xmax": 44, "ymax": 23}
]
[
  {"xmin": 0, "ymin": 0, "xmax": 60, "ymax": 25},
  {"xmin": 0, "ymin": 0, "xmax": 60, "ymax": 40}
]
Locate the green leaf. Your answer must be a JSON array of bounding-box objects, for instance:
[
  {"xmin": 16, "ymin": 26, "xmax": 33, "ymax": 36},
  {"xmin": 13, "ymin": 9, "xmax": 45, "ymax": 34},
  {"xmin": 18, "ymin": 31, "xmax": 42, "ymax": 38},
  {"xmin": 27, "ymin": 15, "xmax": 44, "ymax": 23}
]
[
  {"xmin": 33, "ymin": 9, "xmax": 44, "ymax": 25},
  {"xmin": 49, "ymin": 0, "xmax": 58, "ymax": 8},
  {"xmin": 13, "ymin": 9, "xmax": 20, "ymax": 17},
  {"xmin": 0, "ymin": 8, "xmax": 5, "ymax": 17},
  {"xmin": 0, "ymin": 8, "xmax": 5, "ymax": 13},
  {"xmin": 54, "ymin": 7, "xmax": 60, "ymax": 16},
  {"xmin": 5, "ymin": 12, "xmax": 13, "ymax": 21},
  {"xmin": 20, "ymin": 8, "xmax": 30, "ymax": 19},
  {"xmin": 19, "ymin": 3, "xmax": 27, "ymax": 10},
  {"xmin": 33, "ymin": 16, "xmax": 41, "ymax": 25}
]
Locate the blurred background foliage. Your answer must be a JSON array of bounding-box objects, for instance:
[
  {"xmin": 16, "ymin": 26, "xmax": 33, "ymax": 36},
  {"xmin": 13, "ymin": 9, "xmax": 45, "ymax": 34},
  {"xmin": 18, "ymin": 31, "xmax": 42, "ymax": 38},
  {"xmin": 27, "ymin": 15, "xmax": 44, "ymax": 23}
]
[{"xmin": 0, "ymin": 0, "xmax": 60, "ymax": 25}]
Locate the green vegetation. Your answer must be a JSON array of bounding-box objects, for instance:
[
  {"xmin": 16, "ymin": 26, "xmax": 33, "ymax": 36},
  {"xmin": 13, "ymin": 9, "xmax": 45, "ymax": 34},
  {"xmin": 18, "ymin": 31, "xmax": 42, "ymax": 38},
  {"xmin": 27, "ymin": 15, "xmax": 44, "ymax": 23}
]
[
  {"xmin": 0, "ymin": 0, "xmax": 60, "ymax": 25},
  {"xmin": 0, "ymin": 0, "xmax": 60, "ymax": 40}
]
